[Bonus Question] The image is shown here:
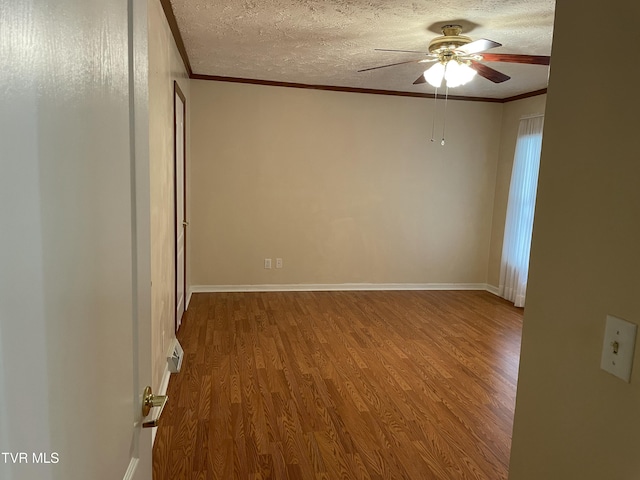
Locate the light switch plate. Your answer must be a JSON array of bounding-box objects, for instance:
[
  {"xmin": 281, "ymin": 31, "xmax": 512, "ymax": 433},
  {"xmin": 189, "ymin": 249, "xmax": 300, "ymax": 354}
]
[{"xmin": 600, "ymin": 315, "xmax": 637, "ymax": 382}]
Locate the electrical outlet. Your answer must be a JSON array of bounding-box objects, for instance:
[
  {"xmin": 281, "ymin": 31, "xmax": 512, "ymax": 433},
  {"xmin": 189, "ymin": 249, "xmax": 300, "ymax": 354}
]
[
  {"xmin": 276, "ymin": 258, "xmax": 283, "ymax": 269},
  {"xmin": 264, "ymin": 258, "xmax": 272, "ymax": 269}
]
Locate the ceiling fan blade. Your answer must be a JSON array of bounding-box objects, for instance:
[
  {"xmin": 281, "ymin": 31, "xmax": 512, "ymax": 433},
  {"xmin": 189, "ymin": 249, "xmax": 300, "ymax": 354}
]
[
  {"xmin": 413, "ymin": 74, "xmax": 427, "ymax": 85},
  {"xmin": 481, "ymin": 53, "xmax": 551, "ymax": 65},
  {"xmin": 358, "ymin": 59, "xmax": 432, "ymax": 73},
  {"xmin": 470, "ymin": 61, "xmax": 510, "ymax": 83},
  {"xmin": 375, "ymin": 48, "xmax": 433, "ymax": 55},
  {"xmin": 456, "ymin": 38, "xmax": 501, "ymax": 55}
]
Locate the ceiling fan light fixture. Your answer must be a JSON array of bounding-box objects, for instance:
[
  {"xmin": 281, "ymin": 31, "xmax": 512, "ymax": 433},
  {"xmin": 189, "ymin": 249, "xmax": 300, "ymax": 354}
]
[
  {"xmin": 444, "ymin": 60, "xmax": 476, "ymax": 88},
  {"xmin": 424, "ymin": 62, "xmax": 445, "ymax": 88},
  {"xmin": 424, "ymin": 59, "xmax": 477, "ymax": 89}
]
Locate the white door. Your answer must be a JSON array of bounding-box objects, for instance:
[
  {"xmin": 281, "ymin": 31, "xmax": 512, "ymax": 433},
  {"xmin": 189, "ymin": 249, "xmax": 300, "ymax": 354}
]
[
  {"xmin": 0, "ymin": 0, "xmax": 153, "ymax": 479},
  {"xmin": 175, "ymin": 84, "xmax": 186, "ymax": 331}
]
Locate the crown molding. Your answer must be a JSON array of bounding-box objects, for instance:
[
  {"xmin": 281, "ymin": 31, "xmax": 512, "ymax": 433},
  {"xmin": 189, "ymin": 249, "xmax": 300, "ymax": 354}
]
[
  {"xmin": 158, "ymin": 0, "xmax": 192, "ymax": 76},
  {"xmin": 190, "ymin": 74, "xmax": 508, "ymax": 103},
  {"xmin": 502, "ymin": 88, "xmax": 548, "ymax": 102}
]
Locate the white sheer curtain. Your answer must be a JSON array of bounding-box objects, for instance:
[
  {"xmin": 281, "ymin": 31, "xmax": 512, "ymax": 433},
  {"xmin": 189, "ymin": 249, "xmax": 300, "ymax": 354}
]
[{"xmin": 499, "ymin": 115, "xmax": 544, "ymax": 307}]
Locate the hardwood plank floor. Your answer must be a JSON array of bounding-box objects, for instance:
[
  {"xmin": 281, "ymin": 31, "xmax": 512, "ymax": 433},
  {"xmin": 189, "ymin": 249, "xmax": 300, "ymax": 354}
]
[{"xmin": 153, "ymin": 290, "xmax": 523, "ymax": 480}]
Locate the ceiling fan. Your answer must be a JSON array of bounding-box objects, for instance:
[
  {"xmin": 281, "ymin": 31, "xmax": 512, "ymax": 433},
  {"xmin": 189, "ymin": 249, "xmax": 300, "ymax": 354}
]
[{"xmin": 359, "ymin": 24, "xmax": 551, "ymax": 88}]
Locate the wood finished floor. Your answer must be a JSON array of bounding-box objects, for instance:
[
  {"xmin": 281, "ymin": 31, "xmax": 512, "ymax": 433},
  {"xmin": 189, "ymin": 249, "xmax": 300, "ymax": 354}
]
[{"xmin": 153, "ymin": 290, "xmax": 523, "ymax": 480}]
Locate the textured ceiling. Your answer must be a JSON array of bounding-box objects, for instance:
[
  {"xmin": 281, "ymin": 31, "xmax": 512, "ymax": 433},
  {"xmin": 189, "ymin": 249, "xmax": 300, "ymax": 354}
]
[{"xmin": 169, "ymin": 0, "xmax": 556, "ymax": 99}]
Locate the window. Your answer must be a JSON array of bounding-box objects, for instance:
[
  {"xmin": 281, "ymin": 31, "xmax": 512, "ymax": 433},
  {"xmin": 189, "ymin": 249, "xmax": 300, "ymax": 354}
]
[{"xmin": 499, "ymin": 115, "xmax": 544, "ymax": 307}]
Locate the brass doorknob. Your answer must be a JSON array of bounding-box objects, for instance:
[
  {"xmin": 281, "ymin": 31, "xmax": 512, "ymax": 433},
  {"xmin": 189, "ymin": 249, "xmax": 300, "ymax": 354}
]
[
  {"xmin": 141, "ymin": 385, "xmax": 168, "ymax": 428},
  {"xmin": 182, "ymin": 221, "xmax": 189, "ymax": 227}
]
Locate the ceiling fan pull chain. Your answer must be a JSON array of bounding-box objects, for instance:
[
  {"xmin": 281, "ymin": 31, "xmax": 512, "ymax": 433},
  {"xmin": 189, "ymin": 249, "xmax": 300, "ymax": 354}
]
[
  {"xmin": 441, "ymin": 86, "xmax": 449, "ymax": 146},
  {"xmin": 430, "ymin": 87, "xmax": 438, "ymax": 142}
]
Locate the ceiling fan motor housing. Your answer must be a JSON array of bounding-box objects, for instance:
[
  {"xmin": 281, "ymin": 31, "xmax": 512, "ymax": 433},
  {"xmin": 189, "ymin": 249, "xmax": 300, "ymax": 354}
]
[{"xmin": 428, "ymin": 24, "xmax": 472, "ymax": 55}]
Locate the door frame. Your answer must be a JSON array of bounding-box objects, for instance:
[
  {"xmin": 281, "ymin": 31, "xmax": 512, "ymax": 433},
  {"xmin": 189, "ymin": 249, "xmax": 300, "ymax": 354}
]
[{"xmin": 174, "ymin": 81, "xmax": 187, "ymax": 333}]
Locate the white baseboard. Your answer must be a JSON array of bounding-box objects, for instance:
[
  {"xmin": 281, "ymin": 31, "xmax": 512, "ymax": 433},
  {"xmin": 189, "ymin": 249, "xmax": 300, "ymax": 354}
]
[
  {"xmin": 186, "ymin": 288, "xmax": 193, "ymax": 310},
  {"xmin": 159, "ymin": 364, "xmax": 171, "ymax": 395},
  {"xmin": 485, "ymin": 284, "xmax": 500, "ymax": 296},
  {"xmin": 122, "ymin": 458, "xmax": 139, "ymax": 480},
  {"xmin": 190, "ymin": 283, "xmax": 492, "ymax": 293},
  {"xmin": 151, "ymin": 364, "xmax": 171, "ymax": 446}
]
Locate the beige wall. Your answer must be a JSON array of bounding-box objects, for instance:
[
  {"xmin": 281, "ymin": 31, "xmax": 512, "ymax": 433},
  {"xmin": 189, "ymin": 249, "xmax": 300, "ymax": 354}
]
[
  {"xmin": 487, "ymin": 94, "xmax": 547, "ymax": 287},
  {"xmin": 190, "ymin": 80, "xmax": 504, "ymax": 287},
  {"xmin": 148, "ymin": 0, "xmax": 190, "ymax": 392},
  {"xmin": 508, "ymin": 1, "xmax": 640, "ymax": 478}
]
